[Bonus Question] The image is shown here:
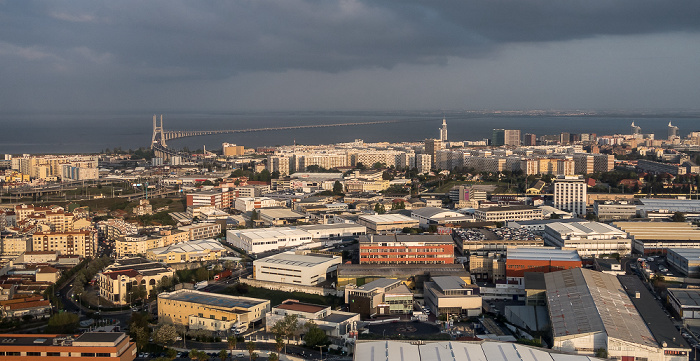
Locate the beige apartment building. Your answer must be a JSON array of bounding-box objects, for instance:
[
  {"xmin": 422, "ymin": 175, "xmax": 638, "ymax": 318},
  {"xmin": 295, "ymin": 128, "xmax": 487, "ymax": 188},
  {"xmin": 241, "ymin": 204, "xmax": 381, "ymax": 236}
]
[
  {"xmin": 158, "ymin": 289, "xmax": 270, "ymax": 331},
  {"xmin": 115, "ymin": 231, "xmax": 189, "ymax": 257},
  {"xmin": 178, "ymin": 223, "xmax": 221, "ymax": 241},
  {"xmin": 0, "ymin": 236, "xmax": 31, "ymax": 257},
  {"xmin": 32, "ymin": 230, "xmax": 97, "ymax": 258}
]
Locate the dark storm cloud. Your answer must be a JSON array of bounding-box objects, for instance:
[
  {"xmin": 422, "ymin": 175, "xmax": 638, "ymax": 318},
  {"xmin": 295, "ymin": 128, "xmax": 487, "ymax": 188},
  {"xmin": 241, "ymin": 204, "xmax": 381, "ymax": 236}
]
[{"xmin": 2, "ymin": 0, "xmax": 699, "ymax": 80}]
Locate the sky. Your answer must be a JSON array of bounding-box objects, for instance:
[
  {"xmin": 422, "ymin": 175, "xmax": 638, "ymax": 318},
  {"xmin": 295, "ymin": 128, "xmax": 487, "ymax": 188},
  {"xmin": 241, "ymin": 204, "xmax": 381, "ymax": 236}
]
[{"xmin": 1, "ymin": 1, "xmax": 700, "ymax": 113}]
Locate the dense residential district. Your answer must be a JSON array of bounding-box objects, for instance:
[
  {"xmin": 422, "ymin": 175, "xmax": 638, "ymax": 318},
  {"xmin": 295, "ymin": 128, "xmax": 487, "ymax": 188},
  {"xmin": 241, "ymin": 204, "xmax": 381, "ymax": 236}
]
[{"xmin": 3, "ymin": 120, "xmax": 700, "ymax": 361}]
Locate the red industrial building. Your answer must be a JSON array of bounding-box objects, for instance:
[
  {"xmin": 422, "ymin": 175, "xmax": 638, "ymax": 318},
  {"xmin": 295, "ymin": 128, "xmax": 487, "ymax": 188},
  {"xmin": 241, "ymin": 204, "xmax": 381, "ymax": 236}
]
[
  {"xmin": 505, "ymin": 247, "xmax": 581, "ymax": 277},
  {"xmin": 359, "ymin": 234, "xmax": 454, "ymax": 265}
]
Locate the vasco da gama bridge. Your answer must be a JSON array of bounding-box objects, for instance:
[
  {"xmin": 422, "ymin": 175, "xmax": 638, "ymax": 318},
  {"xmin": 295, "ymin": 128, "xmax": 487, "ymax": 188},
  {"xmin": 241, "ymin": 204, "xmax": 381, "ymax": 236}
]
[{"xmin": 150, "ymin": 114, "xmax": 401, "ymax": 160}]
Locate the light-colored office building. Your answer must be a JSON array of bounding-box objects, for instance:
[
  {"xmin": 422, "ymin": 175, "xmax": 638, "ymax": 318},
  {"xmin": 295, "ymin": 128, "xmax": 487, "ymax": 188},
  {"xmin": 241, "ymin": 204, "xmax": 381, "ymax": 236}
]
[
  {"xmin": 158, "ymin": 289, "xmax": 270, "ymax": 331},
  {"xmin": 234, "ymin": 197, "xmax": 280, "ymax": 212},
  {"xmin": 227, "ymin": 227, "xmax": 312, "ymax": 254},
  {"xmin": 424, "ymin": 276, "xmax": 481, "ymax": 317},
  {"xmin": 553, "ymin": 176, "xmax": 587, "ymax": 217},
  {"xmin": 544, "ymin": 221, "xmax": 631, "ymax": 257},
  {"xmin": 357, "ymin": 214, "xmax": 419, "ymax": 234},
  {"xmin": 253, "ymin": 250, "xmax": 341, "ymax": 286},
  {"xmin": 474, "ymin": 205, "xmax": 543, "ymax": 223},
  {"xmin": 593, "ymin": 200, "xmax": 637, "ymax": 221}
]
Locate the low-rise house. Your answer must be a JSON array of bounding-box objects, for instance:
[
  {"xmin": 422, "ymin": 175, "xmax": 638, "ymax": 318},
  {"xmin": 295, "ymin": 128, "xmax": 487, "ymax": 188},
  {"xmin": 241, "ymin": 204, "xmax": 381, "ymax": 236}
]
[{"xmin": 265, "ymin": 299, "xmax": 360, "ymax": 338}]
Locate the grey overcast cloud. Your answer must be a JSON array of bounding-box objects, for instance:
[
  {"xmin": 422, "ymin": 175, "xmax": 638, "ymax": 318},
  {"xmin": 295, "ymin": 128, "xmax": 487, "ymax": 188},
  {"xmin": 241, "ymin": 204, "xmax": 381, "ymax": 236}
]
[{"xmin": 2, "ymin": 0, "xmax": 700, "ymax": 112}]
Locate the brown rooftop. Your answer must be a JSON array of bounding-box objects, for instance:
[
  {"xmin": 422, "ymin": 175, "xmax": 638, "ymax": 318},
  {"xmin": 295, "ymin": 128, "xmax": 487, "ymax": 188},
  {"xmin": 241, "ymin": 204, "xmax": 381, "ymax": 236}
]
[{"xmin": 276, "ymin": 300, "xmax": 327, "ymax": 314}]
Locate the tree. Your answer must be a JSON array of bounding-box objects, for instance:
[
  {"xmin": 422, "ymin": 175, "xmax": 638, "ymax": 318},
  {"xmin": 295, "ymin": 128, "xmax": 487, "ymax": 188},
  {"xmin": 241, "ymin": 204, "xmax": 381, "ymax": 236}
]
[
  {"xmin": 195, "ymin": 267, "xmax": 209, "ymax": 282},
  {"xmin": 303, "ymin": 322, "xmax": 328, "ymax": 348},
  {"xmin": 228, "ymin": 336, "xmax": 238, "ymax": 360},
  {"xmin": 189, "ymin": 349, "xmax": 201, "ymax": 361},
  {"xmin": 391, "ymin": 201, "xmax": 405, "ymax": 210},
  {"xmin": 153, "ymin": 324, "xmax": 178, "ymax": 345},
  {"xmin": 246, "ymin": 341, "xmax": 256, "ymax": 361},
  {"xmin": 128, "ymin": 285, "xmax": 147, "ymax": 303},
  {"xmin": 166, "ymin": 348, "xmax": 178, "ymax": 360},
  {"xmin": 372, "ymin": 162, "xmax": 385, "ymax": 170},
  {"xmin": 132, "ymin": 326, "xmax": 150, "ymax": 351},
  {"xmin": 671, "ymin": 212, "xmax": 686, "ymax": 222},
  {"xmin": 46, "ymin": 312, "xmax": 79, "ymax": 333},
  {"xmin": 271, "ymin": 314, "xmax": 299, "ymax": 354},
  {"xmin": 268, "ymin": 353, "xmax": 279, "ymax": 361},
  {"xmin": 274, "ymin": 336, "xmax": 284, "ymax": 355},
  {"xmin": 549, "ymin": 212, "xmax": 561, "ymax": 219},
  {"xmin": 219, "ymin": 349, "xmax": 229, "ymax": 361},
  {"xmin": 333, "ymin": 181, "xmax": 344, "ymax": 194},
  {"xmin": 373, "ymin": 203, "xmax": 386, "ymax": 214},
  {"xmin": 594, "ymin": 348, "xmax": 608, "ymax": 359}
]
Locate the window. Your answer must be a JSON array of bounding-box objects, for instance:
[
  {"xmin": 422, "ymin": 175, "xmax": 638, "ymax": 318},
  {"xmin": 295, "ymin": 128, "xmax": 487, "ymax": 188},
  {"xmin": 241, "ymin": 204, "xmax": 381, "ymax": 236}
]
[
  {"xmin": 27, "ymin": 352, "xmax": 41, "ymax": 356},
  {"xmin": 96, "ymin": 353, "xmax": 111, "ymax": 357},
  {"xmin": 81, "ymin": 353, "xmax": 96, "ymax": 357}
]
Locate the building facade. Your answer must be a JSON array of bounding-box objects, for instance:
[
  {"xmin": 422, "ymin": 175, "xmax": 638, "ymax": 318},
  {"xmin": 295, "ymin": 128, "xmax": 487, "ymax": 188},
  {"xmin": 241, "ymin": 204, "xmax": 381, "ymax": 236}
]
[{"xmin": 553, "ymin": 176, "xmax": 587, "ymax": 217}]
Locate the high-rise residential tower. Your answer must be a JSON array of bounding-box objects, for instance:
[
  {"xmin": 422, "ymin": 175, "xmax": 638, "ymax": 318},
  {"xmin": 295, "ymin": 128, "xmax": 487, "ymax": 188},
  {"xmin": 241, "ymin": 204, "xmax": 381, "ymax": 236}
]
[
  {"xmin": 492, "ymin": 129, "xmax": 521, "ymax": 146},
  {"xmin": 440, "ymin": 118, "xmax": 448, "ymax": 142}
]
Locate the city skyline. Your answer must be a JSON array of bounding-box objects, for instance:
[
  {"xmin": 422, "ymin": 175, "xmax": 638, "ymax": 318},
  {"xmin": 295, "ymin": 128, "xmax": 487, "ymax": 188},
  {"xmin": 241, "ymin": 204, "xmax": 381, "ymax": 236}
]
[{"xmin": 1, "ymin": 1, "xmax": 700, "ymax": 113}]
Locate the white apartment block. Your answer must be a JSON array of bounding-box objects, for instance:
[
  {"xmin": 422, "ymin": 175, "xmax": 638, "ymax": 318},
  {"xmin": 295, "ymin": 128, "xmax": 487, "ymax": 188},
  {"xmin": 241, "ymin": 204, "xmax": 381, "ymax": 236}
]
[
  {"xmin": 553, "ymin": 176, "xmax": 587, "ymax": 217},
  {"xmin": 267, "ymin": 155, "xmax": 291, "ymax": 176},
  {"xmin": 416, "ymin": 154, "xmax": 432, "ymax": 174},
  {"xmin": 296, "ymin": 154, "xmax": 347, "ymax": 171}
]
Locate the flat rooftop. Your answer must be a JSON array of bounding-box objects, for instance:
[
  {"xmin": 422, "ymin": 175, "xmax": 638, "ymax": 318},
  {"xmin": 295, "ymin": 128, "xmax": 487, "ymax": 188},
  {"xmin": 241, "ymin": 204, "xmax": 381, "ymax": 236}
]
[
  {"xmin": 298, "ymin": 223, "xmax": 365, "ymax": 231},
  {"xmin": 547, "ymin": 221, "xmax": 628, "ymax": 237},
  {"xmin": 259, "ymin": 208, "xmax": 307, "ymax": 218},
  {"xmin": 507, "ymin": 247, "xmax": 581, "ymax": 262},
  {"xmin": 614, "ymin": 221, "xmax": 700, "ymax": 241},
  {"xmin": 159, "ymin": 289, "xmax": 268, "ymax": 310},
  {"xmin": 338, "ymin": 264, "xmax": 468, "ymax": 277},
  {"xmin": 232, "ymin": 227, "xmax": 310, "ymax": 240},
  {"xmin": 668, "ymin": 288, "xmax": 700, "ymax": 307},
  {"xmin": 256, "ymin": 251, "xmax": 338, "ymax": 268},
  {"xmin": 477, "ymin": 205, "xmax": 539, "ymax": 212},
  {"xmin": 275, "ymin": 300, "xmax": 328, "ymax": 314},
  {"xmin": 431, "ymin": 276, "xmax": 466, "ymax": 291},
  {"xmin": 668, "ymin": 248, "xmax": 700, "ymax": 260},
  {"xmin": 360, "ymin": 234, "xmax": 454, "ymax": 244},
  {"xmin": 357, "ymin": 214, "xmax": 417, "ymax": 224},
  {"xmin": 355, "ymin": 278, "xmax": 401, "ymax": 291}
]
